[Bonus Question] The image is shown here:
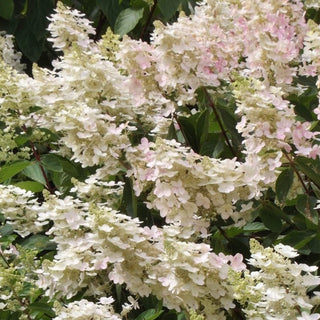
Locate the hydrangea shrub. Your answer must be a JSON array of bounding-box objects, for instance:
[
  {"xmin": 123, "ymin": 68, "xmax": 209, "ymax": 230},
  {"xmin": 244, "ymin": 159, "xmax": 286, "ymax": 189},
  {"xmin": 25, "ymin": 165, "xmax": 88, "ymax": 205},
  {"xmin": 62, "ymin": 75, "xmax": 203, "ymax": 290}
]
[{"xmin": 0, "ymin": 0, "xmax": 320, "ymax": 319}]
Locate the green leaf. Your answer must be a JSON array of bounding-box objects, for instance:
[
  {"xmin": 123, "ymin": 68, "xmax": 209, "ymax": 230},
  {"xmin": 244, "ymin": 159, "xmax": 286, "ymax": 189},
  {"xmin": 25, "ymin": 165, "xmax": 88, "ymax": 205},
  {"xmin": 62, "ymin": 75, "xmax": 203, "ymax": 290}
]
[
  {"xmin": 121, "ymin": 178, "xmax": 137, "ymax": 218},
  {"xmin": 0, "ymin": 234, "xmax": 17, "ymax": 248},
  {"xmin": 15, "ymin": 20, "xmax": 44, "ymax": 61},
  {"xmin": 29, "ymin": 303, "xmax": 55, "ymax": 318},
  {"xmin": 224, "ymin": 227, "xmax": 243, "ymax": 238},
  {"xmin": 0, "ymin": 310, "xmax": 20, "ymax": 320},
  {"xmin": 27, "ymin": 0, "xmax": 53, "ymax": 41},
  {"xmin": 180, "ymin": 0, "xmax": 196, "ymax": 15},
  {"xmin": 22, "ymin": 163, "xmax": 47, "ymax": 185},
  {"xmin": 296, "ymin": 194, "xmax": 318, "ymax": 224},
  {"xmin": 243, "ymin": 222, "xmax": 267, "ymax": 232},
  {"xmin": 259, "ymin": 205, "xmax": 282, "ymax": 233},
  {"xmin": 41, "ymin": 154, "xmax": 63, "ymax": 172},
  {"xmin": 21, "ymin": 234, "xmax": 55, "ymax": 251},
  {"xmin": 0, "ymin": 160, "xmax": 32, "ymax": 182},
  {"xmin": 14, "ymin": 181, "xmax": 44, "ymax": 192},
  {"xmin": 135, "ymin": 309, "xmax": 164, "ymax": 320},
  {"xmin": 97, "ymin": 0, "xmax": 126, "ymax": 28},
  {"xmin": 114, "ymin": 7, "xmax": 144, "ymax": 36},
  {"xmin": 0, "ymin": 224, "xmax": 14, "ymax": 236},
  {"xmin": 197, "ymin": 109, "xmax": 209, "ymax": 144},
  {"xmin": 15, "ymin": 133, "xmax": 31, "ymax": 147},
  {"xmin": 281, "ymin": 230, "xmax": 314, "ymax": 250},
  {"xmin": 0, "ymin": 0, "xmax": 14, "ymax": 20},
  {"xmin": 295, "ymin": 157, "xmax": 320, "ymax": 189},
  {"xmin": 275, "ymin": 168, "xmax": 294, "ymax": 203},
  {"xmin": 308, "ymin": 234, "xmax": 320, "ymax": 254},
  {"xmin": 177, "ymin": 116, "xmax": 198, "ymax": 152},
  {"xmin": 158, "ymin": 0, "xmax": 181, "ymax": 20}
]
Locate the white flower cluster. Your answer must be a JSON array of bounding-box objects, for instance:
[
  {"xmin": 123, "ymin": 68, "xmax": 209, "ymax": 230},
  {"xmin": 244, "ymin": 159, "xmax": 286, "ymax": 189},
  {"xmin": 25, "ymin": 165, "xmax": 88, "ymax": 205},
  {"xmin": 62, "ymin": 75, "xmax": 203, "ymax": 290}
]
[
  {"xmin": 0, "ymin": 185, "xmax": 44, "ymax": 237},
  {"xmin": 0, "ymin": 0, "xmax": 319, "ymax": 318},
  {"xmin": 47, "ymin": 1, "xmax": 96, "ymax": 51},
  {"xmin": 32, "ymin": 46, "xmax": 134, "ymax": 170},
  {"xmin": 71, "ymin": 175, "xmax": 124, "ymax": 208},
  {"xmin": 117, "ymin": 0, "xmax": 306, "ymax": 109},
  {"xmin": 304, "ymin": 0, "xmax": 320, "ymax": 9},
  {"xmin": 33, "ymin": 192, "xmax": 246, "ymax": 318},
  {"xmin": 53, "ymin": 297, "xmax": 121, "ymax": 320},
  {"xmin": 233, "ymin": 77, "xmax": 320, "ymax": 173},
  {"xmin": 0, "ymin": 32, "xmax": 25, "ymax": 72},
  {"xmin": 127, "ymin": 137, "xmax": 264, "ymax": 231},
  {"xmin": 232, "ymin": 239, "xmax": 320, "ymax": 320}
]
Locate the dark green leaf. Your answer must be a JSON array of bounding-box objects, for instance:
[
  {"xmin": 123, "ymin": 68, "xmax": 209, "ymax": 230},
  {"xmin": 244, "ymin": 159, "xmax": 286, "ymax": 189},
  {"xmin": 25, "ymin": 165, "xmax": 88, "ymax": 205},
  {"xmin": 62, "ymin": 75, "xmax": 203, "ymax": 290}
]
[
  {"xmin": 243, "ymin": 222, "xmax": 267, "ymax": 232},
  {"xmin": 22, "ymin": 163, "xmax": 47, "ymax": 185},
  {"xmin": 281, "ymin": 230, "xmax": 314, "ymax": 250},
  {"xmin": 259, "ymin": 205, "xmax": 282, "ymax": 233},
  {"xmin": 97, "ymin": 0, "xmax": 126, "ymax": 28},
  {"xmin": 21, "ymin": 235, "xmax": 55, "ymax": 251},
  {"xmin": 121, "ymin": 178, "xmax": 137, "ymax": 218},
  {"xmin": 15, "ymin": 20, "xmax": 43, "ymax": 61},
  {"xmin": 29, "ymin": 303, "xmax": 55, "ymax": 317},
  {"xmin": 295, "ymin": 157, "xmax": 320, "ymax": 189},
  {"xmin": 224, "ymin": 227, "xmax": 243, "ymax": 238},
  {"xmin": 0, "ymin": 0, "xmax": 14, "ymax": 20},
  {"xmin": 0, "ymin": 310, "xmax": 20, "ymax": 320},
  {"xmin": 0, "ymin": 224, "xmax": 14, "ymax": 236},
  {"xmin": 0, "ymin": 234, "xmax": 17, "ymax": 247},
  {"xmin": 135, "ymin": 309, "xmax": 164, "ymax": 320},
  {"xmin": 264, "ymin": 202, "xmax": 292, "ymax": 224},
  {"xmin": 0, "ymin": 160, "xmax": 32, "ymax": 182},
  {"xmin": 158, "ymin": 0, "xmax": 181, "ymax": 20},
  {"xmin": 58, "ymin": 159, "xmax": 80, "ymax": 177},
  {"xmin": 14, "ymin": 181, "xmax": 44, "ymax": 192},
  {"xmin": 167, "ymin": 122, "xmax": 178, "ymax": 140},
  {"xmin": 197, "ymin": 109, "xmax": 209, "ymax": 144},
  {"xmin": 275, "ymin": 168, "xmax": 294, "ymax": 203},
  {"xmin": 296, "ymin": 194, "xmax": 318, "ymax": 224},
  {"xmin": 308, "ymin": 234, "xmax": 320, "ymax": 254},
  {"xmin": 180, "ymin": 0, "xmax": 196, "ymax": 15},
  {"xmin": 51, "ymin": 171, "xmax": 72, "ymax": 193},
  {"xmin": 177, "ymin": 116, "xmax": 198, "ymax": 152},
  {"xmin": 14, "ymin": 133, "xmax": 31, "ymax": 147},
  {"xmin": 27, "ymin": 0, "xmax": 53, "ymax": 41},
  {"xmin": 289, "ymin": 87, "xmax": 318, "ymax": 121},
  {"xmin": 114, "ymin": 7, "xmax": 144, "ymax": 36},
  {"xmin": 41, "ymin": 154, "xmax": 63, "ymax": 172}
]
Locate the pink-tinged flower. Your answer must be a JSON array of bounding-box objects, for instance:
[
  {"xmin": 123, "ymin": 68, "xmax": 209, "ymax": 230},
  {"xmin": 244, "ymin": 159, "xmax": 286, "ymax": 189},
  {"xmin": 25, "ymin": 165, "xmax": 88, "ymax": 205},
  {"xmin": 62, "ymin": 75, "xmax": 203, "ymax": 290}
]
[
  {"xmin": 276, "ymin": 118, "xmax": 293, "ymax": 140},
  {"xmin": 94, "ymin": 257, "xmax": 109, "ymax": 270},
  {"xmin": 229, "ymin": 253, "xmax": 246, "ymax": 272},
  {"xmin": 158, "ymin": 272, "xmax": 178, "ymax": 291},
  {"xmin": 143, "ymin": 225, "xmax": 162, "ymax": 240},
  {"xmin": 293, "ymin": 123, "xmax": 314, "ymax": 147},
  {"xmin": 135, "ymin": 53, "xmax": 151, "ymax": 70},
  {"xmin": 255, "ymin": 122, "xmax": 272, "ymax": 138},
  {"xmin": 154, "ymin": 181, "xmax": 172, "ymax": 198}
]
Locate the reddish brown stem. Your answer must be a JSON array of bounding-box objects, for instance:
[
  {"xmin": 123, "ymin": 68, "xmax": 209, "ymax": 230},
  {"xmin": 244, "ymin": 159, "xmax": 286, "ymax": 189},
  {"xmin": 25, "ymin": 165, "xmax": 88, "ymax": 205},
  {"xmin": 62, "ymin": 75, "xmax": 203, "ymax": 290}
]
[
  {"xmin": 283, "ymin": 151, "xmax": 309, "ymax": 195},
  {"xmin": 21, "ymin": 125, "xmax": 55, "ymax": 194},
  {"xmin": 140, "ymin": 0, "xmax": 158, "ymax": 42},
  {"xmin": 204, "ymin": 89, "xmax": 238, "ymax": 159}
]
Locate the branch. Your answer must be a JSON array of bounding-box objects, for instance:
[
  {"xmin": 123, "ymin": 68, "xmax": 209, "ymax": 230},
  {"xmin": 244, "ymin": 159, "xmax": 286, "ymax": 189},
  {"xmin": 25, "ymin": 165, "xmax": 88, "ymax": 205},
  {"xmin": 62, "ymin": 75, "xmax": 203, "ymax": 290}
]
[
  {"xmin": 21, "ymin": 125, "xmax": 55, "ymax": 194},
  {"xmin": 94, "ymin": 12, "xmax": 107, "ymax": 41},
  {"xmin": 203, "ymin": 89, "xmax": 238, "ymax": 158},
  {"xmin": 140, "ymin": 0, "xmax": 158, "ymax": 42},
  {"xmin": 283, "ymin": 151, "xmax": 309, "ymax": 195}
]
